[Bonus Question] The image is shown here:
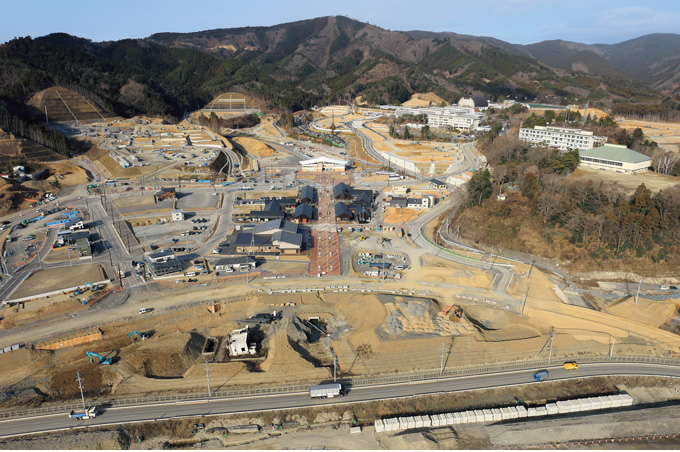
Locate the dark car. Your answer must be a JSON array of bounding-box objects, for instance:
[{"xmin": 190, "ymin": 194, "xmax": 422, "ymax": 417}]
[{"xmin": 671, "ymin": 286, "xmax": 679, "ymax": 290}]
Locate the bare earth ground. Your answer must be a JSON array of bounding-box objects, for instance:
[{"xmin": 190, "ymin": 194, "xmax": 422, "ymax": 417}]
[
  {"xmin": 402, "ymin": 92, "xmax": 446, "ymax": 107},
  {"xmin": 619, "ymin": 119, "xmax": 680, "ymax": 152},
  {"xmin": 232, "ymin": 137, "xmax": 278, "ymax": 158},
  {"xmin": 10, "ymin": 263, "xmax": 106, "ymax": 299},
  {"xmin": 569, "ymin": 167, "xmax": 680, "ymax": 195}
]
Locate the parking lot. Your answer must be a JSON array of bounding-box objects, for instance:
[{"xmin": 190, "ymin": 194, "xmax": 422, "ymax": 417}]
[
  {"xmin": 352, "ymin": 249, "xmax": 409, "ymax": 280},
  {"xmin": 132, "ymin": 214, "xmax": 216, "ymax": 254},
  {"xmin": 176, "ymin": 190, "xmax": 219, "ymax": 210}
]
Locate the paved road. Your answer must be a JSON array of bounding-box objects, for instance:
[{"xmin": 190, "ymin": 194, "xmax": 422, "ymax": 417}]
[{"xmin": 0, "ymin": 361, "xmax": 678, "ymax": 438}]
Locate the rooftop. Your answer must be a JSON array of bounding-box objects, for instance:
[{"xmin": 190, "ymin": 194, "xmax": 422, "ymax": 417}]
[{"xmin": 579, "ymin": 144, "xmax": 652, "ymax": 164}]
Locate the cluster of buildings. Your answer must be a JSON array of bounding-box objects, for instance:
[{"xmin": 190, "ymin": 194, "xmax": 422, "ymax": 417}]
[
  {"xmin": 374, "ymin": 96, "xmax": 489, "ymax": 132},
  {"xmin": 244, "ymin": 185, "xmax": 316, "ymax": 224},
  {"xmin": 234, "ymin": 219, "xmax": 304, "ymax": 255},
  {"xmin": 519, "ymin": 125, "xmax": 652, "ymax": 174},
  {"xmin": 333, "ymin": 182, "xmax": 374, "ymax": 223}
]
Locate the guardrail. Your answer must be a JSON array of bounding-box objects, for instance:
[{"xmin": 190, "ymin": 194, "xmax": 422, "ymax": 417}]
[{"xmin": 1, "ymin": 354, "xmax": 678, "ymax": 420}]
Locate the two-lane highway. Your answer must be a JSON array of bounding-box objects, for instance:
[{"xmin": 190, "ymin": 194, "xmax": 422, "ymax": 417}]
[{"xmin": 0, "ymin": 361, "xmax": 678, "ymax": 438}]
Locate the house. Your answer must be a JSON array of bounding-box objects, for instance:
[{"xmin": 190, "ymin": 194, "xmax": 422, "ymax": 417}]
[
  {"xmin": 154, "ymin": 187, "xmax": 176, "ymax": 203},
  {"xmin": 56, "ymin": 230, "xmax": 89, "ymax": 247},
  {"xmin": 214, "ymin": 256, "xmax": 257, "ymax": 272},
  {"xmin": 387, "ymin": 197, "xmax": 408, "ymax": 208},
  {"xmin": 300, "ymin": 185, "xmax": 316, "ymax": 204},
  {"xmin": 148, "ymin": 249, "xmax": 176, "ymax": 263},
  {"xmin": 458, "ymin": 95, "xmax": 489, "ymax": 110},
  {"xmin": 235, "ymin": 220, "xmax": 303, "ymax": 254},
  {"xmin": 428, "ymin": 179, "xmax": 448, "ymax": 190},
  {"xmin": 76, "ymin": 238, "xmax": 91, "ymax": 259},
  {"xmin": 172, "ymin": 209, "xmax": 184, "ymax": 221},
  {"xmin": 335, "ymin": 202, "xmax": 352, "ymax": 221},
  {"xmin": 147, "ymin": 249, "xmax": 182, "ymax": 276},
  {"xmin": 333, "ymin": 182, "xmax": 374, "ymax": 203},
  {"xmin": 293, "ymin": 203, "xmax": 314, "ymax": 223},
  {"xmin": 349, "ymin": 203, "xmax": 372, "ymax": 222},
  {"xmin": 333, "ymin": 182, "xmax": 354, "ymax": 200},
  {"xmin": 64, "ymin": 217, "xmax": 85, "ymax": 231},
  {"xmin": 300, "ymin": 157, "xmax": 348, "ymax": 172},
  {"xmin": 578, "ymin": 144, "xmax": 652, "ymax": 174},
  {"xmin": 249, "ymin": 199, "xmax": 286, "ymax": 222},
  {"xmin": 228, "ymin": 327, "xmax": 256, "ymax": 357}
]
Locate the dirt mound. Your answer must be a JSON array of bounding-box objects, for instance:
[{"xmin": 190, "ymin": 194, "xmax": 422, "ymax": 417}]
[
  {"xmin": 379, "ymin": 296, "xmax": 465, "ymax": 337},
  {"xmin": 402, "ymin": 92, "xmax": 446, "ymax": 107},
  {"xmin": 464, "ymin": 305, "xmax": 512, "ymax": 331},
  {"xmin": 0, "ymin": 429, "xmax": 130, "ymax": 450},
  {"xmin": 126, "ymin": 331, "xmax": 205, "ymax": 378}
]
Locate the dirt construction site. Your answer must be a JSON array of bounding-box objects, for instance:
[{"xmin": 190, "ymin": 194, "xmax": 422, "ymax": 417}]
[{"xmin": 1, "ymin": 259, "xmax": 679, "ymax": 411}]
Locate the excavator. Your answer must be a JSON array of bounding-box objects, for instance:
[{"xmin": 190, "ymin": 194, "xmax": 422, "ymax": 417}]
[
  {"xmin": 128, "ymin": 331, "xmax": 148, "ymax": 341},
  {"xmin": 443, "ymin": 305, "xmax": 464, "ymax": 319},
  {"xmin": 86, "ymin": 351, "xmax": 112, "ymax": 365}
]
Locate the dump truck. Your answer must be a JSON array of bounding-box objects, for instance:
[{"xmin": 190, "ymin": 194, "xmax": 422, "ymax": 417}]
[
  {"xmin": 309, "ymin": 383, "xmax": 344, "ymax": 399},
  {"xmin": 69, "ymin": 406, "xmax": 97, "ymax": 420},
  {"xmin": 533, "ymin": 370, "xmax": 549, "ymax": 381},
  {"xmin": 398, "ymin": 228, "xmax": 405, "ymax": 238}
]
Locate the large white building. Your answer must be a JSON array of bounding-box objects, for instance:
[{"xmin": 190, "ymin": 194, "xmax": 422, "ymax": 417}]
[
  {"xmin": 299, "ymin": 157, "xmax": 348, "ymax": 172},
  {"xmin": 578, "ymin": 144, "xmax": 651, "ymax": 174},
  {"xmin": 519, "ymin": 125, "xmax": 607, "ymax": 150},
  {"xmin": 392, "ymin": 106, "xmax": 482, "ymax": 132}
]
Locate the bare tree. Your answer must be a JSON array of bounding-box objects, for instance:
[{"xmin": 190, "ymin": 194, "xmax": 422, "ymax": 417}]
[
  {"xmin": 652, "ymin": 149, "xmax": 680, "ymax": 175},
  {"xmin": 537, "ymin": 192, "xmax": 564, "ymax": 224}
]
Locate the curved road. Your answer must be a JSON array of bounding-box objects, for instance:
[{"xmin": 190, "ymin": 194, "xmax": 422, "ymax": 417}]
[{"xmin": 0, "ymin": 361, "xmax": 678, "ymax": 438}]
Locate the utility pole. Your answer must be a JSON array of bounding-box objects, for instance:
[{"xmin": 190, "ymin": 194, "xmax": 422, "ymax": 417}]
[
  {"xmin": 76, "ymin": 371, "xmax": 86, "ymax": 409},
  {"xmin": 609, "ymin": 337, "xmax": 615, "ymax": 359},
  {"xmin": 440, "ymin": 342, "xmax": 446, "ymax": 376},
  {"xmin": 330, "ymin": 347, "xmax": 338, "ymax": 382},
  {"xmin": 547, "ymin": 330, "xmax": 555, "ymax": 364},
  {"xmin": 205, "ymin": 360, "xmax": 212, "ymax": 397},
  {"xmin": 635, "ymin": 276, "xmax": 642, "ymax": 305}
]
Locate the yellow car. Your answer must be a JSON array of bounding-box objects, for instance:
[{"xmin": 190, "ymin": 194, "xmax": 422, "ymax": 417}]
[{"xmin": 563, "ymin": 362, "xmax": 579, "ymax": 370}]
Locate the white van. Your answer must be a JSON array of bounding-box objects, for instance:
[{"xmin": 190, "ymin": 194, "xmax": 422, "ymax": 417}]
[
  {"xmin": 394, "ymin": 265, "xmax": 406, "ymax": 270},
  {"xmin": 139, "ymin": 308, "xmax": 151, "ymax": 314},
  {"xmin": 185, "ymin": 271, "xmax": 196, "ymax": 277}
]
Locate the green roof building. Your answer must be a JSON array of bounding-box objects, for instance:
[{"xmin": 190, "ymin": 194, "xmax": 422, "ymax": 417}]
[{"xmin": 578, "ymin": 144, "xmax": 651, "ymax": 174}]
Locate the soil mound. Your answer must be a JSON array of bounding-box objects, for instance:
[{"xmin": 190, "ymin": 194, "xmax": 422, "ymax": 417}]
[
  {"xmin": 464, "ymin": 305, "xmax": 511, "ymax": 331},
  {"xmin": 127, "ymin": 331, "xmax": 205, "ymax": 378}
]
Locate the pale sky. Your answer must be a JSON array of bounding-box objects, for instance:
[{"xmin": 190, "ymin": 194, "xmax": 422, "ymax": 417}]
[{"xmin": 2, "ymin": 0, "xmax": 679, "ymax": 45}]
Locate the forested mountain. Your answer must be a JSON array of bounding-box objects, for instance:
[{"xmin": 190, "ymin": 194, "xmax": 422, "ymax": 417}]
[{"xmin": 0, "ymin": 15, "xmax": 679, "ymax": 125}]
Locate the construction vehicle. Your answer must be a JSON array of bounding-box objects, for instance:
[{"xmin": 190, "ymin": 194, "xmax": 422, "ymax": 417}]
[
  {"xmin": 398, "ymin": 227, "xmax": 405, "ymax": 238},
  {"xmin": 128, "ymin": 331, "xmax": 148, "ymax": 341},
  {"xmin": 359, "ymin": 236, "xmax": 367, "ymax": 241},
  {"xmin": 563, "ymin": 362, "xmax": 579, "ymax": 370},
  {"xmin": 86, "ymin": 351, "xmax": 112, "ymax": 365},
  {"xmin": 533, "ymin": 370, "xmax": 549, "ymax": 381},
  {"xmin": 69, "ymin": 406, "xmax": 98, "ymax": 420},
  {"xmin": 443, "ymin": 305, "xmax": 464, "ymax": 318}
]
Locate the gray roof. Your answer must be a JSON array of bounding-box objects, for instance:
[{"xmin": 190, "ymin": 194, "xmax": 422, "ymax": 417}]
[
  {"xmin": 335, "ymin": 202, "xmax": 352, "ymax": 218},
  {"xmin": 333, "ymin": 182, "xmax": 352, "ymax": 199},
  {"xmin": 470, "ymin": 95, "xmax": 488, "ymax": 107},
  {"xmin": 249, "ymin": 210, "xmax": 285, "ymax": 220},
  {"xmin": 149, "ymin": 249, "xmax": 175, "ymax": 259},
  {"xmin": 429, "ymin": 178, "xmax": 447, "ymax": 187},
  {"xmin": 64, "ymin": 217, "xmax": 84, "ymax": 228},
  {"xmin": 294, "ymin": 203, "xmax": 314, "ymax": 219},
  {"xmin": 75, "ymin": 238, "xmax": 90, "ymax": 247},
  {"xmin": 353, "ymin": 191, "xmax": 372, "ymax": 204},
  {"xmin": 300, "ymin": 185, "xmax": 315, "ymax": 203},
  {"xmin": 272, "ymin": 231, "xmax": 303, "ymax": 247},
  {"xmin": 579, "ymin": 144, "xmax": 652, "ymax": 164},
  {"xmin": 390, "ymin": 197, "xmax": 408, "ymax": 207},
  {"xmin": 263, "ymin": 200, "xmax": 281, "ymax": 212},
  {"xmin": 214, "ymin": 256, "xmax": 257, "ymax": 266},
  {"xmin": 235, "ymin": 232, "xmax": 273, "ymax": 247},
  {"xmin": 252, "ymin": 219, "xmax": 299, "ymax": 235}
]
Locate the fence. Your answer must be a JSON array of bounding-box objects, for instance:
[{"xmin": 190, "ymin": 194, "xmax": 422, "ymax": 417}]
[{"xmin": 0, "ymin": 354, "xmax": 679, "ymax": 420}]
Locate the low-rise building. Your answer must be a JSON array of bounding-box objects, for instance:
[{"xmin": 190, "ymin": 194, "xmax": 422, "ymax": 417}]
[
  {"xmin": 458, "ymin": 95, "xmax": 489, "ymax": 111},
  {"xmin": 148, "ymin": 249, "xmax": 176, "ymax": 264},
  {"xmin": 64, "ymin": 217, "xmax": 85, "ymax": 231},
  {"xmin": 214, "ymin": 256, "xmax": 257, "ymax": 272},
  {"xmin": 172, "ymin": 209, "xmax": 184, "ymax": 222},
  {"xmin": 300, "ymin": 185, "xmax": 316, "ymax": 204},
  {"xmin": 154, "ymin": 187, "xmax": 177, "ymax": 203},
  {"xmin": 234, "ymin": 220, "xmax": 303, "ymax": 254},
  {"xmin": 519, "ymin": 125, "xmax": 607, "ymax": 150},
  {"xmin": 148, "ymin": 250, "xmax": 182, "ymax": 276},
  {"xmin": 293, "ymin": 203, "xmax": 314, "ymax": 223},
  {"xmin": 428, "ymin": 179, "xmax": 448, "ymax": 190},
  {"xmin": 578, "ymin": 144, "xmax": 652, "ymax": 174},
  {"xmin": 228, "ymin": 327, "xmax": 256, "ymax": 357},
  {"xmin": 300, "ymin": 157, "xmax": 348, "ymax": 172},
  {"xmin": 76, "ymin": 238, "xmax": 91, "ymax": 259}
]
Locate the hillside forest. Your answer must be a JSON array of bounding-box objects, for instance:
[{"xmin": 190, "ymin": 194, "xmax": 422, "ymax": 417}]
[{"xmin": 458, "ymin": 111, "xmax": 680, "ymax": 274}]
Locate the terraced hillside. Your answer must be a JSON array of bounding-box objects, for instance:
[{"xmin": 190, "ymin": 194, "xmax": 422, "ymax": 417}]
[{"xmin": 28, "ymin": 87, "xmax": 115, "ymax": 123}]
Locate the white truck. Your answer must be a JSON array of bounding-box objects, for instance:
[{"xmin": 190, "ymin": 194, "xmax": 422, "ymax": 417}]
[
  {"xmin": 69, "ymin": 406, "xmax": 97, "ymax": 420},
  {"xmin": 309, "ymin": 383, "xmax": 344, "ymax": 399}
]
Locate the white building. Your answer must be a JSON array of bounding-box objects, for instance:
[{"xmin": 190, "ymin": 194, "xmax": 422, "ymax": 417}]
[
  {"xmin": 578, "ymin": 144, "xmax": 651, "ymax": 174},
  {"xmin": 458, "ymin": 96, "xmax": 489, "ymax": 111},
  {"xmin": 172, "ymin": 209, "xmax": 184, "ymax": 221},
  {"xmin": 300, "ymin": 157, "xmax": 348, "ymax": 172},
  {"xmin": 228, "ymin": 327, "xmax": 256, "ymax": 357},
  {"xmin": 519, "ymin": 125, "xmax": 607, "ymax": 150},
  {"xmin": 393, "ymin": 106, "xmax": 482, "ymax": 132}
]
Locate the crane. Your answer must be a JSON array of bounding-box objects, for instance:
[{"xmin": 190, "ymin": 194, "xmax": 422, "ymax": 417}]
[
  {"xmin": 443, "ymin": 305, "xmax": 464, "ymax": 318},
  {"xmin": 128, "ymin": 331, "xmax": 148, "ymax": 341},
  {"xmin": 86, "ymin": 351, "xmax": 112, "ymax": 365}
]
